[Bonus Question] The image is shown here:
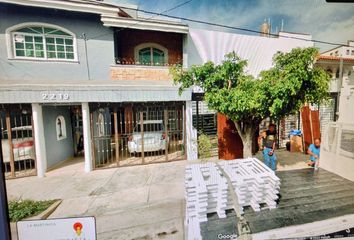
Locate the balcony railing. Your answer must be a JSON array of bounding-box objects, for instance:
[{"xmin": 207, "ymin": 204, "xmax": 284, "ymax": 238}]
[
  {"xmin": 115, "ymin": 57, "xmax": 182, "ymax": 67},
  {"xmin": 111, "ymin": 58, "xmax": 183, "ymax": 81}
]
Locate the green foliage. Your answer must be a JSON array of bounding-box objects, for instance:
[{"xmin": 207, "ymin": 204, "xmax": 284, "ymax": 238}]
[
  {"xmin": 198, "ymin": 134, "xmax": 212, "ymax": 160},
  {"xmin": 171, "ymin": 48, "xmax": 330, "ymax": 156},
  {"xmin": 171, "ymin": 48, "xmax": 330, "ymax": 123},
  {"xmin": 8, "ymin": 199, "xmax": 56, "ymax": 222},
  {"xmin": 259, "ymin": 47, "xmax": 330, "ymax": 119}
]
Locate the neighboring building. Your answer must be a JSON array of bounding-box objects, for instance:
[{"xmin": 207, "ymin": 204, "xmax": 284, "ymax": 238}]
[
  {"xmin": 186, "ymin": 29, "xmax": 313, "ymax": 158},
  {"xmin": 321, "ymin": 40, "xmax": 354, "ymax": 59},
  {"xmin": 321, "ymin": 59, "xmax": 354, "ymax": 182},
  {"xmin": 315, "ymin": 48, "xmax": 354, "ymax": 135},
  {"xmin": 263, "ymin": 43, "xmax": 354, "ymax": 151}
]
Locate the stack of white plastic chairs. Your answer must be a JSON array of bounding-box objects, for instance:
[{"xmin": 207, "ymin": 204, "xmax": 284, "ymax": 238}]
[{"xmin": 185, "ymin": 158, "xmax": 280, "ymax": 240}]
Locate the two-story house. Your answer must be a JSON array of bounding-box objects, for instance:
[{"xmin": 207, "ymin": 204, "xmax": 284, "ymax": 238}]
[
  {"xmin": 315, "ymin": 45, "xmax": 354, "ymax": 135},
  {"xmin": 0, "ymin": 0, "xmax": 193, "ymax": 178}
]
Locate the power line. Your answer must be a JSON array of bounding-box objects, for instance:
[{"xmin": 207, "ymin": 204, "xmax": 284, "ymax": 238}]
[
  {"xmin": 159, "ymin": 0, "xmax": 193, "ymax": 14},
  {"xmin": 117, "ymin": 6, "xmax": 350, "ymax": 47},
  {"xmin": 115, "ymin": 0, "xmax": 193, "ymax": 33}
]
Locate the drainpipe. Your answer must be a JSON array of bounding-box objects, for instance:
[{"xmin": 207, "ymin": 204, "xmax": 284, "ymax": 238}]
[
  {"xmin": 82, "ymin": 33, "xmax": 91, "ymax": 81},
  {"xmin": 0, "ymin": 131, "xmax": 11, "ymax": 240},
  {"xmin": 196, "ymin": 100, "xmax": 199, "ymax": 139},
  {"xmin": 336, "ymin": 55, "xmax": 344, "ymax": 121}
]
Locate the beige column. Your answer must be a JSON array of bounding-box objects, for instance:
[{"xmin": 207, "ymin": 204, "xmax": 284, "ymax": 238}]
[{"xmin": 82, "ymin": 102, "xmax": 93, "ymax": 172}]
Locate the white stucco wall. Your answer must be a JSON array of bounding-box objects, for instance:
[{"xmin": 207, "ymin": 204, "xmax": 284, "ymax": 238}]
[
  {"xmin": 185, "ymin": 101, "xmax": 198, "ymax": 160},
  {"xmin": 320, "ymin": 122, "xmax": 354, "ymax": 182},
  {"xmin": 187, "ymin": 29, "xmax": 313, "ymax": 77}
]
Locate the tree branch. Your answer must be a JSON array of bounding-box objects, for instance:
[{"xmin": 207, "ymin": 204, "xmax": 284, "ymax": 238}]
[{"xmin": 234, "ymin": 120, "xmax": 245, "ymax": 141}]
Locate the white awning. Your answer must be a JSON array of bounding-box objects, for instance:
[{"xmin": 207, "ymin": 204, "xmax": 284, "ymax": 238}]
[{"xmin": 0, "ymin": 80, "xmax": 191, "ymax": 104}]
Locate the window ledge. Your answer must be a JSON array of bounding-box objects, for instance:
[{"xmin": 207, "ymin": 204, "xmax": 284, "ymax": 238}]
[{"xmin": 7, "ymin": 58, "xmax": 79, "ymax": 64}]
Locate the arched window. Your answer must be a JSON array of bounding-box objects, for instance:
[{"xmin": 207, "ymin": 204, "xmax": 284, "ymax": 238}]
[
  {"xmin": 56, "ymin": 116, "xmax": 67, "ymax": 141},
  {"xmin": 8, "ymin": 23, "xmax": 76, "ymax": 61},
  {"xmin": 134, "ymin": 43, "xmax": 168, "ymax": 66}
]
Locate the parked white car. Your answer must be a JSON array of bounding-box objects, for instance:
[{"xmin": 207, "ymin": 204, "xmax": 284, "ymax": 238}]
[
  {"xmin": 1, "ymin": 126, "xmax": 35, "ymax": 163},
  {"xmin": 128, "ymin": 120, "xmax": 168, "ymax": 153}
]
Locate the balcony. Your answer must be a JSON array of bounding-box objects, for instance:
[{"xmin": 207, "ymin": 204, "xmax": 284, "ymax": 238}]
[{"xmin": 112, "ymin": 28, "xmax": 184, "ymax": 81}]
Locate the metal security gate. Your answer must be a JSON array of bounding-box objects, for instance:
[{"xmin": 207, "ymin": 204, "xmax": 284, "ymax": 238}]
[
  {"xmin": 192, "ymin": 100, "xmax": 218, "ymax": 158},
  {"xmin": 0, "ymin": 105, "xmax": 36, "ymax": 179},
  {"xmin": 90, "ymin": 102, "xmax": 186, "ymax": 168}
]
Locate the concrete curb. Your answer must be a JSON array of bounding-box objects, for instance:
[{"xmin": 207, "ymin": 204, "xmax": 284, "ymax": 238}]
[
  {"xmin": 26, "ymin": 199, "xmax": 62, "ymax": 220},
  {"xmin": 10, "ymin": 200, "xmax": 62, "ymax": 240}
]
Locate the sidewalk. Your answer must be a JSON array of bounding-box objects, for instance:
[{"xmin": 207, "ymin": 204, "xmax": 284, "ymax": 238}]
[{"xmin": 7, "ymin": 159, "xmax": 187, "ymax": 240}]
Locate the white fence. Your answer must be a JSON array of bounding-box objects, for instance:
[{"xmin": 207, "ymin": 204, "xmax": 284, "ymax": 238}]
[{"xmin": 321, "ymin": 122, "xmax": 354, "ymax": 181}]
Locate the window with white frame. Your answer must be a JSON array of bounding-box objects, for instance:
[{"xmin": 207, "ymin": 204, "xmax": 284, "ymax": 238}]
[
  {"xmin": 56, "ymin": 115, "xmax": 67, "ymax": 141},
  {"xmin": 134, "ymin": 43, "xmax": 168, "ymax": 66},
  {"xmin": 11, "ymin": 25, "xmax": 76, "ymax": 60}
]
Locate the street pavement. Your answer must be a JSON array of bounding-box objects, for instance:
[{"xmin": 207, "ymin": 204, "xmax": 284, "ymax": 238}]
[{"xmin": 6, "ymin": 149, "xmax": 310, "ymax": 240}]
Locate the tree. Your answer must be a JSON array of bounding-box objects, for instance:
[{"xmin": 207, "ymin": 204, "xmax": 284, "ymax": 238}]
[{"xmin": 170, "ymin": 47, "xmax": 330, "ymax": 157}]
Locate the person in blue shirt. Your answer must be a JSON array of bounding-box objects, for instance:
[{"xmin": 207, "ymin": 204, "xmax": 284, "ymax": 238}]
[{"xmin": 307, "ymin": 138, "xmax": 321, "ymax": 167}]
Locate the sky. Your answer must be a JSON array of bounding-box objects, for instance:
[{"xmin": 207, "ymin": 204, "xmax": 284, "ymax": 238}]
[{"xmin": 110, "ymin": 0, "xmax": 354, "ymax": 52}]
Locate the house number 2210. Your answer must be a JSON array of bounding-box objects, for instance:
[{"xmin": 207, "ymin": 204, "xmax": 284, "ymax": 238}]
[{"xmin": 42, "ymin": 93, "xmax": 70, "ymax": 101}]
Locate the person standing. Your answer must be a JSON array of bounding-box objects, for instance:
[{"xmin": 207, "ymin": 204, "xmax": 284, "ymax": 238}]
[
  {"xmin": 307, "ymin": 138, "xmax": 321, "ymax": 167},
  {"xmin": 262, "ymin": 124, "xmax": 277, "ymax": 171}
]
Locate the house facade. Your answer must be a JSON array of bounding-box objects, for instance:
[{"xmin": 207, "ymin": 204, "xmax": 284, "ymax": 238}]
[
  {"xmin": 0, "ymin": 0, "xmax": 194, "ymax": 178},
  {"xmin": 315, "ymin": 53, "xmax": 354, "ymax": 133}
]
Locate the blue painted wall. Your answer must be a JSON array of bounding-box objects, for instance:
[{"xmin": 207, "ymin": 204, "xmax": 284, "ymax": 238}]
[
  {"xmin": 42, "ymin": 106, "xmax": 74, "ymax": 169},
  {"xmin": 0, "ymin": 3, "xmax": 114, "ymax": 82}
]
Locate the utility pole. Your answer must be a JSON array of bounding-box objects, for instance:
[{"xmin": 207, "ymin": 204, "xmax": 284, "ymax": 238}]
[{"xmin": 0, "ymin": 131, "xmax": 11, "ymax": 240}]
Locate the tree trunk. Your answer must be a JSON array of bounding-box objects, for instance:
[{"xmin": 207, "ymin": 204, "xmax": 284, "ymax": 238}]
[
  {"xmin": 242, "ymin": 131, "xmax": 253, "ymax": 158},
  {"xmin": 233, "ymin": 121, "xmax": 258, "ymax": 158}
]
